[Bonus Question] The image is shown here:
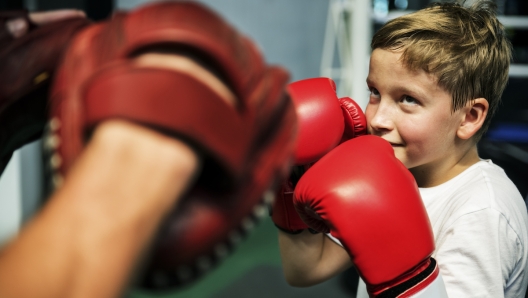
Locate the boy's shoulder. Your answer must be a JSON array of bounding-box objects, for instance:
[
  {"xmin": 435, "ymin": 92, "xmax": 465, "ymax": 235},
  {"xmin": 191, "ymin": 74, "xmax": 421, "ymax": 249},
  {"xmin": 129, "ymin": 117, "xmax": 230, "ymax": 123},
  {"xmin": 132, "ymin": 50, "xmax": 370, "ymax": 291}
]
[
  {"xmin": 425, "ymin": 161, "xmax": 528, "ymax": 298},
  {"xmin": 423, "ymin": 160, "xmax": 521, "ymax": 204},
  {"xmin": 421, "ymin": 160, "xmax": 527, "ymax": 231},
  {"xmin": 454, "ymin": 160, "xmax": 522, "ymax": 210}
]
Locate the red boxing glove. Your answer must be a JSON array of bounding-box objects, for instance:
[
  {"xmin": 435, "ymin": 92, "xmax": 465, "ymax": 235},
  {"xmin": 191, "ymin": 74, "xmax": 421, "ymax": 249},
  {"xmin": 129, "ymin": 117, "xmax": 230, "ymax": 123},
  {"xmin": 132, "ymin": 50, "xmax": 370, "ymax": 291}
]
[
  {"xmin": 294, "ymin": 136, "xmax": 444, "ymax": 297},
  {"xmin": 271, "ymin": 77, "xmax": 366, "ymax": 233},
  {"xmin": 287, "ymin": 77, "xmax": 366, "ymax": 165}
]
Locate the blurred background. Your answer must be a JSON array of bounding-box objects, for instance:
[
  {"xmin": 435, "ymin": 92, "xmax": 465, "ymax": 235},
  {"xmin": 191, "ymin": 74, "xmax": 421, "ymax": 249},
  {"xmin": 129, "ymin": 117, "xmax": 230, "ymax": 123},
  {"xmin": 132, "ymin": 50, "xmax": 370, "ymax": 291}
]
[{"xmin": 0, "ymin": 0, "xmax": 526, "ymax": 297}]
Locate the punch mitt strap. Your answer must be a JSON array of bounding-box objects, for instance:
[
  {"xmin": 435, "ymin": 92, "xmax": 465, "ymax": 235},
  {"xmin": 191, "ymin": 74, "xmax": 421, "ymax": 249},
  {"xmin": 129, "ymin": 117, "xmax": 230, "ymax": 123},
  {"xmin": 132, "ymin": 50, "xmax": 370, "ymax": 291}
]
[{"xmin": 82, "ymin": 66, "xmax": 248, "ymax": 176}]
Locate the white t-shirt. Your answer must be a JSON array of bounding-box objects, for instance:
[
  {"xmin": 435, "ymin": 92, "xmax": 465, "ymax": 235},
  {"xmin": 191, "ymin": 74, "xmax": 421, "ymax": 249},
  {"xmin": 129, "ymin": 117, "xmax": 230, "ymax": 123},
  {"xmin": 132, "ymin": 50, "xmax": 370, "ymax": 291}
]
[{"xmin": 352, "ymin": 160, "xmax": 528, "ymax": 298}]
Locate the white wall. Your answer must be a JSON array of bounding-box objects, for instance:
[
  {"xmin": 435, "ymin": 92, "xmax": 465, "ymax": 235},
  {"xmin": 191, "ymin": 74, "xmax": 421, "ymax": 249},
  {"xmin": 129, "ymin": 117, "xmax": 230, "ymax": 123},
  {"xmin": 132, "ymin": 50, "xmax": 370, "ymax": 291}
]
[
  {"xmin": 0, "ymin": 151, "xmax": 22, "ymax": 246},
  {"xmin": 116, "ymin": 0, "xmax": 330, "ymax": 83},
  {"xmin": 0, "ymin": 140, "xmax": 43, "ymax": 247}
]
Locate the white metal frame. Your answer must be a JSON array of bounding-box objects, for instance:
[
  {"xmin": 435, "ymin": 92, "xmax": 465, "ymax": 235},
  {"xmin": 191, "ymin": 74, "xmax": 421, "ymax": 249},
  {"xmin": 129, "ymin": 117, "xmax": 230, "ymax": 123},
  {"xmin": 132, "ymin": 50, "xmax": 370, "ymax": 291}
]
[{"xmin": 320, "ymin": 0, "xmax": 372, "ymax": 109}]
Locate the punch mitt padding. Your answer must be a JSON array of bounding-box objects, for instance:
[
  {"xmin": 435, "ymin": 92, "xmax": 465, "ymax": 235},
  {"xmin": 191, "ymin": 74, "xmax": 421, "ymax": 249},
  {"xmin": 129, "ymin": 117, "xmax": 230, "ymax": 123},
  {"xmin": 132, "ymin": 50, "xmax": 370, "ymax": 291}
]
[{"xmin": 45, "ymin": 1, "xmax": 297, "ymax": 289}]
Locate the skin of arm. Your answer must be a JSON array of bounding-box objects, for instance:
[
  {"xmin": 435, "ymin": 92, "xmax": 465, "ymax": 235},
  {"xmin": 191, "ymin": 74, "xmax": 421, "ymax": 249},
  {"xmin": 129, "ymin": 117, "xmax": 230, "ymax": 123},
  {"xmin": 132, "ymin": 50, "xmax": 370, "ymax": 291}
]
[
  {"xmin": 0, "ymin": 44, "xmax": 239, "ymax": 298},
  {"xmin": 278, "ymin": 229, "xmax": 352, "ymax": 287},
  {"xmin": 0, "ymin": 49, "xmax": 234, "ymax": 298},
  {"xmin": 0, "ymin": 119, "xmax": 201, "ymax": 298}
]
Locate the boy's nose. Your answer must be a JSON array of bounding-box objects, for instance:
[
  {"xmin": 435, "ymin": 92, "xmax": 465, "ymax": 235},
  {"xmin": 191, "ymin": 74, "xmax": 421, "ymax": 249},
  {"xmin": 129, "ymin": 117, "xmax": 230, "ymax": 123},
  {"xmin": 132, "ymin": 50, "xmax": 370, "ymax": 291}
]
[{"xmin": 366, "ymin": 102, "xmax": 394, "ymax": 134}]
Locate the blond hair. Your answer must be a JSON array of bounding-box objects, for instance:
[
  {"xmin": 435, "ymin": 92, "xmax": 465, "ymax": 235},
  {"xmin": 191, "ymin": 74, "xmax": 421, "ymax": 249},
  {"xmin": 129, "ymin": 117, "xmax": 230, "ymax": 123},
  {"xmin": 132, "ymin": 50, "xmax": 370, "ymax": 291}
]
[{"xmin": 371, "ymin": 1, "xmax": 512, "ymax": 141}]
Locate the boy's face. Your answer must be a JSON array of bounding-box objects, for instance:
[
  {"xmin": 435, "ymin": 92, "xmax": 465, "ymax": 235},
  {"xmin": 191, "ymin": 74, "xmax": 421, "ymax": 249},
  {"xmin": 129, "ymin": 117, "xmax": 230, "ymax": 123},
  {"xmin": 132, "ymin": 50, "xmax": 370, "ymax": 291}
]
[{"xmin": 365, "ymin": 49, "xmax": 465, "ymax": 173}]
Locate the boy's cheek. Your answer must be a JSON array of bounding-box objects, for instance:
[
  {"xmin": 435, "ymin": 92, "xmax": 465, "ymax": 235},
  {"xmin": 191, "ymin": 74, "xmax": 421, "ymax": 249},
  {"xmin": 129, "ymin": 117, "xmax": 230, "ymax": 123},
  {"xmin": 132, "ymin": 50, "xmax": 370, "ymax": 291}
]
[{"xmin": 391, "ymin": 147, "xmax": 407, "ymax": 165}]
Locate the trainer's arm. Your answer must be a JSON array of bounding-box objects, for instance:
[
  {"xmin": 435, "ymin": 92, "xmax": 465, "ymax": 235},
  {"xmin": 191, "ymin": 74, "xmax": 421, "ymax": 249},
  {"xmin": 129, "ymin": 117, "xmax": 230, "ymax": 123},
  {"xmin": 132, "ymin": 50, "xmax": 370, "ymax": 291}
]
[
  {"xmin": 278, "ymin": 230, "xmax": 352, "ymax": 287},
  {"xmin": 0, "ymin": 119, "xmax": 201, "ymax": 298}
]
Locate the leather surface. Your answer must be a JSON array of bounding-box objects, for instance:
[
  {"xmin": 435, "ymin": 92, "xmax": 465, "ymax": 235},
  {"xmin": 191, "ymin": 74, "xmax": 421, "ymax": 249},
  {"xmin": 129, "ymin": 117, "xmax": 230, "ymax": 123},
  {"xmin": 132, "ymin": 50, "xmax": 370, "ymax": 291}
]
[
  {"xmin": 0, "ymin": 12, "xmax": 90, "ymax": 174},
  {"xmin": 47, "ymin": 1, "xmax": 297, "ymax": 289},
  {"xmin": 272, "ymin": 77, "xmax": 367, "ymax": 232},
  {"xmin": 294, "ymin": 136, "xmax": 435, "ymax": 287}
]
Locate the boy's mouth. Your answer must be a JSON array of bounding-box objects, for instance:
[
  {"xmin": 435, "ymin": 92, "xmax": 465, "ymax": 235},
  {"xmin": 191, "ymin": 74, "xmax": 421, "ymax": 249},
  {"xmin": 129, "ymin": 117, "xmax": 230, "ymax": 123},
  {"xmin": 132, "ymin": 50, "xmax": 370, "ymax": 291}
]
[
  {"xmin": 388, "ymin": 142, "xmax": 403, "ymax": 147},
  {"xmin": 377, "ymin": 136, "xmax": 403, "ymax": 147}
]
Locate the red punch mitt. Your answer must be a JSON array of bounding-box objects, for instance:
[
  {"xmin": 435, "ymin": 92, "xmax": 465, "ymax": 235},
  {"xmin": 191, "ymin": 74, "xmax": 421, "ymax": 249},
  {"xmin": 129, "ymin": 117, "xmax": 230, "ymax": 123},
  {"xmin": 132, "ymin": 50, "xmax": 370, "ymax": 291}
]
[
  {"xmin": 0, "ymin": 10, "xmax": 90, "ymax": 173},
  {"xmin": 45, "ymin": 1, "xmax": 297, "ymax": 289}
]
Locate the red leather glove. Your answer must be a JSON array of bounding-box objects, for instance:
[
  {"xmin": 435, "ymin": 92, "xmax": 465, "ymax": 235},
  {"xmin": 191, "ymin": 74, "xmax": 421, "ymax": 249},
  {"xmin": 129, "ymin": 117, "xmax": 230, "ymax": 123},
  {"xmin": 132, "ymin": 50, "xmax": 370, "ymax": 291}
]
[
  {"xmin": 294, "ymin": 136, "xmax": 442, "ymax": 297},
  {"xmin": 0, "ymin": 10, "xmax": 90, "ymax": 174},
  {"xmin": 47, "ymin": 1, "xmax": 297, "ymax": 289},
  {"xmin": 271, "ymin": 77, "xmax": 366, "ymax": 233}
]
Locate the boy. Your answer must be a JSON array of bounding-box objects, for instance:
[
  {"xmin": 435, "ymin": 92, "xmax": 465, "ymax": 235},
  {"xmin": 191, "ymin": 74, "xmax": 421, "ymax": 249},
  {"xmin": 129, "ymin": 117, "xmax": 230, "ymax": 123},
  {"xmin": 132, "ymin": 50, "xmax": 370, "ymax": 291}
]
[{"xmin": 275, "ymin": 1, "xmax": 528, "ymax": 297}]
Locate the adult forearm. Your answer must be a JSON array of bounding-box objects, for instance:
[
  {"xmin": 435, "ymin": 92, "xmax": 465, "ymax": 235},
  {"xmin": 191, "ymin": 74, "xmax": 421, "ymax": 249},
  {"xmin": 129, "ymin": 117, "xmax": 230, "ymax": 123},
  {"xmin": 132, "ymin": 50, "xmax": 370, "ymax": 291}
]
[{"xmin": 0, "ymin": 120, "xmax": 200, "ymax": 298}]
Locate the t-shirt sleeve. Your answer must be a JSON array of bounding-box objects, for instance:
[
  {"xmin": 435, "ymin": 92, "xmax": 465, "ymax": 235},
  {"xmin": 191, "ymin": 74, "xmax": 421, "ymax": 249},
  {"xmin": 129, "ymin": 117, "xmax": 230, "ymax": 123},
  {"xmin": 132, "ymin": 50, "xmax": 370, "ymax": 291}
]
[
  {"xmin": 434, "ymin": 208, "xmax": 522, "ymax": 298},
  {"xmin": 325, "ymin": 232, "xmax": 343, "ymax": 247}
]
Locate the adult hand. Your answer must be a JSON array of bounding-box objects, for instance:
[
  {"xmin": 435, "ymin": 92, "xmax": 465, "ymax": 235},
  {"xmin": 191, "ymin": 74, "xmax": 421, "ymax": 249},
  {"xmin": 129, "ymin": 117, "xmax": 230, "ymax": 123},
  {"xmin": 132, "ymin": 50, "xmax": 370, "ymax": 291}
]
[{"xmin": 5, "ymin": 9, "xmax": 85, "ymax": 38}]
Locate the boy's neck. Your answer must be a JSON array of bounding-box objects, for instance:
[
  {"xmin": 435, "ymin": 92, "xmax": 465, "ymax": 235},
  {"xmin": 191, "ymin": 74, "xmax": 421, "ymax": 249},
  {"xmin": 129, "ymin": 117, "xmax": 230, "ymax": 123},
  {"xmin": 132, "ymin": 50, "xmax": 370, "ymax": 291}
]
[{"xmin": 410, "ymin": 144, "xmax": 480, "ymax": 188}]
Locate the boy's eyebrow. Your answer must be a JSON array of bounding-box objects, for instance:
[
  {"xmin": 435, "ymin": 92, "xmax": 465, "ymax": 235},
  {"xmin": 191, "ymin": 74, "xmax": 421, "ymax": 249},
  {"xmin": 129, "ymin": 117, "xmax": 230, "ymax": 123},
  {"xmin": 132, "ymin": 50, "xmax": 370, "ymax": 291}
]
[
  {"xmin": 396, "ymin": 86, "xmax": 427, "ymax": 100},
  {"xmin": 397, "ymin": 86, "xmax": 427, "ymax": 99},
  {"xmin": 366, "ymin": 77, "xmax": 428, "ymax": 100}
]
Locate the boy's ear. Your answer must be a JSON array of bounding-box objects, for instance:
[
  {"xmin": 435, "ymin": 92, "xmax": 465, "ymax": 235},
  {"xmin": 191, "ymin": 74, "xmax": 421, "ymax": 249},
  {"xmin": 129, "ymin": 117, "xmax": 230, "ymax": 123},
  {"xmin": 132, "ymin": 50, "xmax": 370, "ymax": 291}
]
[{"xmin": 457, "ymin": 98, "xmax": 489, "ymax": 140}]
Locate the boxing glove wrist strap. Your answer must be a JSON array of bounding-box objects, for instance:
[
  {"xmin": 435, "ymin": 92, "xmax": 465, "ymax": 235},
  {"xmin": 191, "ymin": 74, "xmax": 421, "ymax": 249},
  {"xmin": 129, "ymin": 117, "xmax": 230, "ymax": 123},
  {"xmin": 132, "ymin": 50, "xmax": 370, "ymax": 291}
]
[{"xmin": 373, "ymin": 257, "xmax": 439, "ymax": 298}]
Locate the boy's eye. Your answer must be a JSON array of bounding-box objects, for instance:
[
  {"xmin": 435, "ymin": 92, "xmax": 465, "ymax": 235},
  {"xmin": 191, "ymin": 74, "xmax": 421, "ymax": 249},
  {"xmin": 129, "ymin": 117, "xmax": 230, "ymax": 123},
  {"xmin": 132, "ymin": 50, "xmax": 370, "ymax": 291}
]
[
  {"xmin": 401, "ymin": 95, "xmax": 418, "ymax": 105},
  {"xmin": 369, "ymin": 87, "xmax": 380, "ymax": 97}
]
